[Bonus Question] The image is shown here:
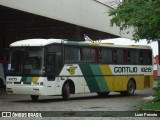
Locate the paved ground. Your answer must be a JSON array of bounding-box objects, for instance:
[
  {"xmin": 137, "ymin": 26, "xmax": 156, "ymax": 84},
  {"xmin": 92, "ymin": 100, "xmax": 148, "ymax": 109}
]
[
  {"xmin": 0, "ymin": 88, "xmax": 153, "ymax": 111},
  {"xmin": 0, "ymin": 82, "xmax": 159, "ymax": 120}
]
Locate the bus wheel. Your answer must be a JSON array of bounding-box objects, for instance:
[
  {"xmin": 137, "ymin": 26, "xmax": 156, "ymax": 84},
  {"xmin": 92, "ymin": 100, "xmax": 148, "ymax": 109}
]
[
  {"xmin": 120, "ymin": 80, "xmax": 135, "ymax": 96},
  {"xmin": 31, "ymin": 95, "xmax": 39, "ymax": 102},
  {"xmin": 62, "ymin": 82, "xmax": 70, "ymax": 101},
  {"xmin": 97, "ymin": 92, "xmax": 109, "ymax": 97}
]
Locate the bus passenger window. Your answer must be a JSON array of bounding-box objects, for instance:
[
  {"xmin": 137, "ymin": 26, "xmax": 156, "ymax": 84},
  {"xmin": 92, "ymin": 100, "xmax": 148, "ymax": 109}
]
[
  {"xmin": 131, "ymin": 51, "xmax": 139, "ymax": 64},
  {"xmin": 95, "ymin": 49, "xmax": 99, "ymax": 62},
  {"xmin": 141, "ymin": 50, "xmax": 152, "ymax": 65},
  {"xmin": 99, "ymin": 49, "xmax": 112, "ymax": 63},
  {"xmin": 113, "ymin": 50, "xmax": 117, "ymax": 63},
  {"xmin": 139, "ymin": 51, "xmax": 143, "ymax": 64},
  {"xmin": 148, "ymin": 51, "xmax": 152, "ymax": 64},
  {"xmin": 124, "ymin": 50, "xmax": 127, "ymax": 63},
  {"xmin": 98, "ymin": 49, "xmax": 102, "ymax": 62},
  {"xmin": 127, "ymin": 51, "xmax": 131, "ymax": 63},
  {"xmin": 65, "ymin": 46, "xmax": 81, "ymax": 63},
  {"xmin": 82, "ymin": 48, "xmax": 95, "ymax": 63},
  {"xmin": 117, "ymin": 49, "xmax": 124, "ymax": 63}
]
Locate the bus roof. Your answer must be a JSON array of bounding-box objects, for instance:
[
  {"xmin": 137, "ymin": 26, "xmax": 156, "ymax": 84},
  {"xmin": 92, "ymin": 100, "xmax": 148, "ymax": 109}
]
[
  {"xmin": 10, "ymin": 39, "xmax": 152, "ymax": 49},
  {"xmin": 10, "ymin": 39, "xmax": 65, "ymax": 47}
]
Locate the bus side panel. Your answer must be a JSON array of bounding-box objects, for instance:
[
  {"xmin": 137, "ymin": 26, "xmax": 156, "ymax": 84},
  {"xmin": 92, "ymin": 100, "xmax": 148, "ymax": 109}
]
[
  {"xmin": 150, "ymin": 75, "xmax": 153, "ymax": 88},
  {"xmin": 133, "ymin": 76, "xmax": 144, "ymax": 90},
  {"xmin": 114, "ymin": 76, "xmax": 128, "ymax": 91},
  {"xmin": 104, "ymin": 76, "xmax": 114, "ymax": 91},
  {"xmin": 79, "ymin": 64, "xmax": 109, "ymax": 93},
  {"xmin": 133, "ymin": 75, "xmax": 153, "ymax": 90},
  {"xmin": 100, "ymin": 65, "xmax": 114, "ymax": 91},
  {"xmin": 59, "ymin": 64, "xmax": 90, "ymax": 94}
]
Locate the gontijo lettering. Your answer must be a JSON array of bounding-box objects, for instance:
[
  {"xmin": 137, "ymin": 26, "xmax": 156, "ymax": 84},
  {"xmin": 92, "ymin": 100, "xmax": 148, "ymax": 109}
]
[{"xmin": 114, "ymin": 67, "xmax": 137, "ymax": 73}]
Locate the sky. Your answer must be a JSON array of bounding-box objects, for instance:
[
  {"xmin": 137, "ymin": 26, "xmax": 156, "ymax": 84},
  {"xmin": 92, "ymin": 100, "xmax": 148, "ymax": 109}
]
[{"xmin": 100, "ymin": 38, "xmax": 158, "ymax": 56}]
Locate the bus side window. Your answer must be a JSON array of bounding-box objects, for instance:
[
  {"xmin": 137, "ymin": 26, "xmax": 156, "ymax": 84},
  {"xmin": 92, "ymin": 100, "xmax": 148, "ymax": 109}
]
[
  {"xmin": 131, "ymin": 50, "xmax": 139, "ymax": 64},
  {"xmin": 117, "ymin": 49, "xmax": 124, "ymax": 64},
  {"xmin": 95, "ymin": 49, "xmax": 99, "ymax": 62},
  {"xmin": 65, "ymin": 46, "xmax": 81, "ymax": 63},
  {"xmin": 113, "ymin": 50, "xmax": 117, "ymax": 63},
  {"xmin": 82, "ymin": 48, "xmax": 96, "ymax": 63},
  {"xmin": 148, "ymin": 51, "xmax": 152, "ymax": 64},
  {"xmin": 139, "ymin": 51, "xmax": 143, "ymax": 64},
  {"xmin": 99, "ymin": 48, "xmax": 112, "ymax": 63},
  {"xmin": 124, "ymin": 50, "xmax": 127, "ymax": 63},
  {"xmin": 91, "ymin": 48, "xmax": 96, "ymax": 63},
  {"xmin": 98, "ymin": 49, "xmax": 102, "ymax": 62},
  {"xmin": 127, "ymin": 50, "xmax": 131, "ymax": 63},
  {"xmin": 141, "ymin": 50, "xmax": 152, "ymax": 65}
]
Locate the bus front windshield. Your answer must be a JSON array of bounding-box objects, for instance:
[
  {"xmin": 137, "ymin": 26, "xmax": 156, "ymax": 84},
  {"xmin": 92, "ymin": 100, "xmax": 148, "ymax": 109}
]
[{"xmin": 9, "ymin": 47, "xmax": 44, "ymax": 75}]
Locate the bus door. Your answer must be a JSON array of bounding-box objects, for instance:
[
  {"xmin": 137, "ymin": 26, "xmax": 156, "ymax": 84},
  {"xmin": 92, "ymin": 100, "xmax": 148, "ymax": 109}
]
[
  {"xmin": 46, "ymin": 53, "xmax": 57, "ymax": 80},
  {"xmin": 46, "ymin": 53, "xmax": 62, "ymax": 93}
]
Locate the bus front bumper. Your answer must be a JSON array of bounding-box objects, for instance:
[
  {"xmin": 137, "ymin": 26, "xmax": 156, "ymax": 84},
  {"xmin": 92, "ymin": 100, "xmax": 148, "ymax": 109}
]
[{"xmin": 6, "ymin": 85, "xmax": 54, "ymax": 96}]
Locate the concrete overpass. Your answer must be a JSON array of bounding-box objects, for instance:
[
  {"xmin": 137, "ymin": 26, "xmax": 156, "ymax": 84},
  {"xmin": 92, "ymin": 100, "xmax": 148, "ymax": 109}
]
[{"xmin": 0, "ymin": 0, "xmax": 133, "ymax": 48}]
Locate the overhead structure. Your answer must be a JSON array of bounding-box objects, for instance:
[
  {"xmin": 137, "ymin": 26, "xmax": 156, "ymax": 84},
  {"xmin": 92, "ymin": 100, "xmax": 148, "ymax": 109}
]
[{"xmin": 0, "ymin": 0, "xmax": 133, "ymax": 48}]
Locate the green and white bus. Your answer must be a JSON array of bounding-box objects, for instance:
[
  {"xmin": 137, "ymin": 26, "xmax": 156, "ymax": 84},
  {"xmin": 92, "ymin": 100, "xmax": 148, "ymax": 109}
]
[{"xmin": 6, "ymin": 39, "xmax": 153, "ymax": 101}]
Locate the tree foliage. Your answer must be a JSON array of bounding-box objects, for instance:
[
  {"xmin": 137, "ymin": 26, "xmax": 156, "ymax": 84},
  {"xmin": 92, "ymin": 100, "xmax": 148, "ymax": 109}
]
[
  {"xmin": 109, "ymin": 0, "xmax": 160, "ymax": 42},
  {"xmin": 153, "ymin": 79, "xmax": 160, "ymax": 103}
]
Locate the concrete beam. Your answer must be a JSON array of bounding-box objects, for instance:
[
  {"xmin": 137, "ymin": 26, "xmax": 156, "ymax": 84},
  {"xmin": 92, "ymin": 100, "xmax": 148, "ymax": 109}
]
[{"xmin": 0, "ymin": 0, "xmax": 133, "ymax": 39}]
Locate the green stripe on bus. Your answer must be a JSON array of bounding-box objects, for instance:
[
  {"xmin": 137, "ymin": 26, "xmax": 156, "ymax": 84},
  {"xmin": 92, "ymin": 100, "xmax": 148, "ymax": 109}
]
[
  {"xmin": 79, "ymin": 64, "xmax": 99, "ymax": 92},
  {"xmin": 21, "ymin": 77, "xmax": 32, "ymax": 82},
  {"xmin": 79, "ymin": 64, "xmax": 109, "ymax": 92},
  {"xmin": 90, "ymin": 65, "xmax": 109, "ymax": 92},
  {"xmin": 90, "ymin": 64, "xmax": 103, "ymax": 75}
]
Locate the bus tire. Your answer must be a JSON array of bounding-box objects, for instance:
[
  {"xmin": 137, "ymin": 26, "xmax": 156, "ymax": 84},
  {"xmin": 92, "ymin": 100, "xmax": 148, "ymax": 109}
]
[
  {"xmin": 62, "ymin": 82, "xmax": 70, "ymax": 101},
  {"xmin": 120, "ymin": 80, "xmax": 135, "ymax": 96},
  {"xmin": 31, "ymin": 95, "xmax": 39, "ymax": 102},
  {"xmin": 97, "ymin": 92, "xmax": 109, "ymax": 97}
]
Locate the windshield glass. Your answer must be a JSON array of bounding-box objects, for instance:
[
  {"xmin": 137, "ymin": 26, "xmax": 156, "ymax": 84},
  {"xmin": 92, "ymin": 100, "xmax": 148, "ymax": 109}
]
[{"xmin": 9, "ymin": 47, "xmax": 44, "ymax": 75}]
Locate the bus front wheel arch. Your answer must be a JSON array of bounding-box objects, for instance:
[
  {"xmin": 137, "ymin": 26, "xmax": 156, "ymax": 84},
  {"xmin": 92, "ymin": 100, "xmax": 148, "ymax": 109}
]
[{"xmin": 120, "ymin": 79, "xmax": 136, "ymax": 96}]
